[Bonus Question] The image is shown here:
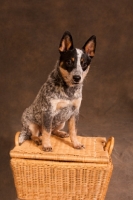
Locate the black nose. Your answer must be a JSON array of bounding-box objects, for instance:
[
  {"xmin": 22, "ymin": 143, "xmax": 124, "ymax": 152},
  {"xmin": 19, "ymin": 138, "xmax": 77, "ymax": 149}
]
[{"xmin": 73, "ymin": 75, "xmax": 81, "ymax": 82}]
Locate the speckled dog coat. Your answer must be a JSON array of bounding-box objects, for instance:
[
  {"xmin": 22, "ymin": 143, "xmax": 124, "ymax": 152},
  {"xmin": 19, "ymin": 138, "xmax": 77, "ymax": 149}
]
[{"xmin": 19, "ymin": 31, "xmax": 96, "ymax": 151}]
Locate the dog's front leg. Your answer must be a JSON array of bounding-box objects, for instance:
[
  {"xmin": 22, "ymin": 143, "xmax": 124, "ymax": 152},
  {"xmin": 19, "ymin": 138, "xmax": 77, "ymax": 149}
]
[
  {"xmin": 42, "ymin": 111, "xmax": 53, "ymax": 152},
  {"xmin": 68, "ymin": 115, "xmax": 84, "ymax": 149}
]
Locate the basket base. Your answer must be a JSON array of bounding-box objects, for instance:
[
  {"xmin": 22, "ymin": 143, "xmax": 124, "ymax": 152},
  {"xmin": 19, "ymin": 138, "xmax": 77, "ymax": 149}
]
[{"xmin": 11, "ymin": 158, "xmax": 113, "ymax": 200}]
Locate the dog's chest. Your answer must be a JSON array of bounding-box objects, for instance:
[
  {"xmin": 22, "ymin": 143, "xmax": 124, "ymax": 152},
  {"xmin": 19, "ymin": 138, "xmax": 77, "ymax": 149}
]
[
  {"xmin": 51, "ymin": 98, "xmax": 81, "ymax": 120},
  {"xmin": 51, "ymin": 98, "xmax": 81, "ymax": 114},
  {"xmin": 51, "ymin": 98, "xmax": 81, "ymax": 127}
]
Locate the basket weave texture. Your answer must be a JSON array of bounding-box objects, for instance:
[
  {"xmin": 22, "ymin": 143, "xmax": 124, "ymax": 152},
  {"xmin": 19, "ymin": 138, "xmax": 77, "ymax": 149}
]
[{"xmin": 10, "ymin": 133, "xmax": 114, "ymax": 200}]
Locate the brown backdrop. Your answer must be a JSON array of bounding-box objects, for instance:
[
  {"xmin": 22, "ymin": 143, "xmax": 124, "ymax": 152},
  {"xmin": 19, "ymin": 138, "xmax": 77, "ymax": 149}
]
[{"xmin": 0, "ymin": 0, "xmax": 133, "ymax": 199}]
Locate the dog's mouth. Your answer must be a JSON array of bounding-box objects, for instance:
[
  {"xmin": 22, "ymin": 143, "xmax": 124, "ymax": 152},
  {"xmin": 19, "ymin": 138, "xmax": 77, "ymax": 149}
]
[
  {"xmin": 72, "ymin": 81, "xmax": 82, "ymax": 86},
  {"xmin": 73, "ymin": 82, "xmax": 80, "ymax": 84}
]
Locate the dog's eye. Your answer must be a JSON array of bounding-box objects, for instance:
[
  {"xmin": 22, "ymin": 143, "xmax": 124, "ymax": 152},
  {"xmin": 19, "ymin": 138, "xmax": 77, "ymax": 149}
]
[
  {"xmin": 66, "ymin": 60, "xmax": 72, "ymax": 66},
  {"xmin": 82, "ymin": 62, "xmax": 88, "ymax": 71}
]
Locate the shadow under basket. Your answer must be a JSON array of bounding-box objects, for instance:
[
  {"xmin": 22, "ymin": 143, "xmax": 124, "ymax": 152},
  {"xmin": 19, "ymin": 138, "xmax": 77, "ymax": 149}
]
[{"xmin": 10, "ymin": 132, "xmax": 114, "ymax": 200}]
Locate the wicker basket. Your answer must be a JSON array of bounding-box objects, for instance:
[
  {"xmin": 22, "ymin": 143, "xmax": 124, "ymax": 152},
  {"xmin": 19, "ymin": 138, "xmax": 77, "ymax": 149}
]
[{"xmin": 10, "ymin": 132, "xmax": 114, "ymax": 200}]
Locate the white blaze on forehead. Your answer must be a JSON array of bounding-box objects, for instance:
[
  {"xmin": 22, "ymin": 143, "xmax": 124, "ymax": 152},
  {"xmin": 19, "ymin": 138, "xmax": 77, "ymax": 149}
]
[{"xmin": 76, "ymin": 48, "xmax": 83, "ymax": 67}]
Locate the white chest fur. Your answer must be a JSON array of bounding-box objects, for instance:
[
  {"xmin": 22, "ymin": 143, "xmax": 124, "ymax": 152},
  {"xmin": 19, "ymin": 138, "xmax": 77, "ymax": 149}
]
[{"xmin": 51, "ymin": 98, "xmax": 82, "ymax": 113}]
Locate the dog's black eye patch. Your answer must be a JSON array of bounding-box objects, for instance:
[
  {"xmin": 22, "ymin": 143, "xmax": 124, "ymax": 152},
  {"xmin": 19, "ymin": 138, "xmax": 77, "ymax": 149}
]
[
  {"xmin": 81, "ymin": 54, "xmax": 91, "ymax": 71},
  {"xmin": 66, "ymin": 59, "xmax": 73, "ymax": 66},
  {"xmin": 59, "ymin": 49, "xmax": 77, "ymax": 72}
]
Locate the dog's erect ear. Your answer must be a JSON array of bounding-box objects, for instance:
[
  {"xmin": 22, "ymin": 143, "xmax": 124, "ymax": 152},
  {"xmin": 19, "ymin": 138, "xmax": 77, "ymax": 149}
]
[
  {"xmin": 82, "ymin": 35, "xmax": 96, "ymax": 58},
  {"xmin": 59, "ymin": 31, "xmax": 74, "ymax": 52}
]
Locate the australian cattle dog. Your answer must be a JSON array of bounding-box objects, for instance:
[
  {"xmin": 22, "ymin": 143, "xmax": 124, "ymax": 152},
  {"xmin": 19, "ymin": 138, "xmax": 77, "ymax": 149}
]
[{"xmin": 19, "ymin": 31, "xmax": 96, "ymax": 151}]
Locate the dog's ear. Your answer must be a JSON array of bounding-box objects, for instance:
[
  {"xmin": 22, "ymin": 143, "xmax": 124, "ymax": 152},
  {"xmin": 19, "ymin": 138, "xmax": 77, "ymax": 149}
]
[
  {"xmin": 59, "ymin": 31, "xmax": 74, "ymax": 52},
  {"xmin": 82, "ymin": 35, "xmax": 96, "ymax": 58}
]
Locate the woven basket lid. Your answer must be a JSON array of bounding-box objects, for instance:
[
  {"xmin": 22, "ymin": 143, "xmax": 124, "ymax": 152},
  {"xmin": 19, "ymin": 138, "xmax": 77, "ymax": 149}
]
[{"xmin": 10, "ymin": 133, "xmax": 112, "ymax": 164}]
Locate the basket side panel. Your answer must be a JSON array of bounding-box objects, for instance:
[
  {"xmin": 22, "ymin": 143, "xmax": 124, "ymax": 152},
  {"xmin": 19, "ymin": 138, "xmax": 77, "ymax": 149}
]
[
  {"xmin": 10, "ymin": 158, "xmax": 113, "ymax": 200},
  {"xmin": 100, "ymin": 161, "xmax": 113, "ymax": 199}
]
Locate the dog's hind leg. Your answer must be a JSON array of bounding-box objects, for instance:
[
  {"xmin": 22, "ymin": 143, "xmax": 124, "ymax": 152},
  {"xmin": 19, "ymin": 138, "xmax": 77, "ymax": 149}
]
[
  {"xmin": 19, "ymin": 126, "xmax": 31, "ymax": 145},
  {"xmin": 19, "ymin": 121, "xmax": 32, "ymax": 145},
  {"xmin": 29, "ymin": 123, "xmax": 42, "ymax": 145},
  {"xmin": 52, "ymin": 122, "xmax": 69, "ymax": 138}
]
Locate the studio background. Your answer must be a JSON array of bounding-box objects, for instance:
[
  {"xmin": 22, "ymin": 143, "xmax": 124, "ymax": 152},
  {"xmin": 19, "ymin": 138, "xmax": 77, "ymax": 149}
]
[{"xmin": 0, "ymin": 1, "xmax": 133, "ymax": 199}]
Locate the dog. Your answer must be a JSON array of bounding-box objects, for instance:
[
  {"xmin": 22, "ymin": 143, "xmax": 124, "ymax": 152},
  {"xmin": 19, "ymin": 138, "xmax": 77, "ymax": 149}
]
[{"xmin": 19, "ymin": 31, "xmax": 96, "ymax": 151}]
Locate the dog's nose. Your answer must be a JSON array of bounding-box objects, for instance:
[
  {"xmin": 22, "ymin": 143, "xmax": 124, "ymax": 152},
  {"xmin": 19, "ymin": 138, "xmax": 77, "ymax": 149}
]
[{"xmin": 73, "ymin": 75, "xmax": 81, "ymax": 82}]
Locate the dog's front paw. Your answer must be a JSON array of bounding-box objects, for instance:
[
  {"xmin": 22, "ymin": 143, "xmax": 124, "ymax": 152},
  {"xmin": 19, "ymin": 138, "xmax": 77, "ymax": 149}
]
[
  {"xmin": 42, "ymin": 146, "xmax": 52, "ymax": 152},
  {"xmin": 73, "ymin": 141, "xmax": 85, "ymax": 149}
]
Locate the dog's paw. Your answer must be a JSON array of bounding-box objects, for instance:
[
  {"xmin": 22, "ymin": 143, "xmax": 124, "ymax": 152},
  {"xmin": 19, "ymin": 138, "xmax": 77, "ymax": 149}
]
[
  {"xmin": 73, "ymin": 141, "xmax": 85, "ymax": 149},
  {"xmin": 42, "ymin": 146, "xmax": 52, "ymax": 152},
  {"xmin": 52, "ymin": 131, "xmax": 69, "ymax": 138},
  {"xmin": 34, "ymin": 138, "xmax": 42, "ymax": 145},
  {"xmin": 31, "ymin": 136, "xmax": 42, "ymax": 145},
  {"xmin": 35, "ymin": 139, "xmax": 42, "ymax": 145}
]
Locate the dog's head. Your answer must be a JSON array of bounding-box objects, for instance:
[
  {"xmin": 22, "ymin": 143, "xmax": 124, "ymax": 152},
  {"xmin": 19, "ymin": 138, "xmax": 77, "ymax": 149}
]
[{"xmin": 58, "ymin": 31, "xmax": 96, "ymax": 87}]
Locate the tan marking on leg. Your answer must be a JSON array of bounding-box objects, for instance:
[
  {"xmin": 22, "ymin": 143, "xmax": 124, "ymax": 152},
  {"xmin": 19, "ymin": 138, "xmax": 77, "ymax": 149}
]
[
  {"xmin": 42, "ymin": 129, "xmax": 52, "ymax": 151},
  {"xmin": 68, "ymin": 116, "xmax": 84, "ymax": 149},
  {"xmin": 52, "ymin": 122, "xmax": 69, "ymax": 138},
  {"xmin": 29, "ymin": 123, "xmax": 40, "ymax": 136},
  {"xmin": 29, "ymin": 123, "xmax": 41, "ymax": 145}
]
